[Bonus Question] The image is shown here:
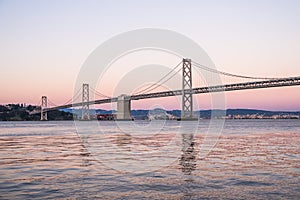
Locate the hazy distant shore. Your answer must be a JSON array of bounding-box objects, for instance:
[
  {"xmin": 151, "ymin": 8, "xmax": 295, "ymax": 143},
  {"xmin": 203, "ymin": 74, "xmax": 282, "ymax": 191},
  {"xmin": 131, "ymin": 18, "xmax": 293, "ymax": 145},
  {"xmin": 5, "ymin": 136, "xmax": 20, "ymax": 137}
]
[{"xmin": 0, "ymin": 104, "xmax": 299, "ymax": 121}]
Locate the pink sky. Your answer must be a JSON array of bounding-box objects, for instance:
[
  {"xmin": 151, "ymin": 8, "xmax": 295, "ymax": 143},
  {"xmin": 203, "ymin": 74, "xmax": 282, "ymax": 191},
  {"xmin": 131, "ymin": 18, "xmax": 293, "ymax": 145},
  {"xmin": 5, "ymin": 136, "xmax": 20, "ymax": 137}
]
[{"xmin": 1, "ymin": 1, "xmax": 300, "ymax": 111}]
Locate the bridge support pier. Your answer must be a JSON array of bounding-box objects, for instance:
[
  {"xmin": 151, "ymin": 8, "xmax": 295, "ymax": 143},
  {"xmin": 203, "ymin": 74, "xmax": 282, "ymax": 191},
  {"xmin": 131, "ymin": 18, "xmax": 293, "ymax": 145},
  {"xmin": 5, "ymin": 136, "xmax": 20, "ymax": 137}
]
[
  {"xmin": 41, "ymin": 96, "xmax": 48, "ymax": 121},
  {"xmin": 180, "ymin": 58, "xmax": 197, "ymax": 121},
  {"xmin": 116, "ymin": 95, "xmax": 132, "ymax": 121}
]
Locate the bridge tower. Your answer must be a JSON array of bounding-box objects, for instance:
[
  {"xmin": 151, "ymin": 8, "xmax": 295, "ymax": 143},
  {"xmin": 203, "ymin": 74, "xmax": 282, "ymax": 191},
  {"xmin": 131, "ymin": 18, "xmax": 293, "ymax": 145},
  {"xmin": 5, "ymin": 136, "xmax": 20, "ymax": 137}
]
[
  {"xmin": 81, "ymin": 83, "xmax": 90, "ymax": 120},
  {"xmin": 40, "ymin": 96, "xmax": 48, "ymax": 121},
  {"xmin": 181, "ymin": 58, "xmax": 195, "ymax": 120}
]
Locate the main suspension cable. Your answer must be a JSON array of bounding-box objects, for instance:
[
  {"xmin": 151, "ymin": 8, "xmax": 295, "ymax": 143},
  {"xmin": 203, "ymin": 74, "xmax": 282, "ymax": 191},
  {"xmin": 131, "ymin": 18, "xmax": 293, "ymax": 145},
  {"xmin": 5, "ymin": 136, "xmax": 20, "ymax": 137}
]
[
  {"xmin": 90, "ymin": 87, "xmax": 111, "ymax": 99},
  {"xmin": 133, "ymin": 61, "xmax": 183, "ymax": 95},
  {"xmin": 192, "ymin": 61, "xmax": 278, "ymax": 80}
]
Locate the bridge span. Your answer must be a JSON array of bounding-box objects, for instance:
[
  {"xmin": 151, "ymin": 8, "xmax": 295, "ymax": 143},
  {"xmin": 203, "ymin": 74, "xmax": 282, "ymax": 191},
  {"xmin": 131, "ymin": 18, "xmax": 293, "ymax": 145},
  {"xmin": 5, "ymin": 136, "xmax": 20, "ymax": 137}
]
[{"xmin": 36, "ymin": 59, "xmax": 300, "ymax": 120}]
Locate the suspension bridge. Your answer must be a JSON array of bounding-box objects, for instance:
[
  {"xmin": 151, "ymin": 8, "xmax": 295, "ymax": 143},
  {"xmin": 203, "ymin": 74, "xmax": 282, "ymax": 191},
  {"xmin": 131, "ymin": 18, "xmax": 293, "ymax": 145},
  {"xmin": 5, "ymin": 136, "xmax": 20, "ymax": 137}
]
[{"xmin": 33, "ymin": 59, "xmax": 300, "ymax": 120}]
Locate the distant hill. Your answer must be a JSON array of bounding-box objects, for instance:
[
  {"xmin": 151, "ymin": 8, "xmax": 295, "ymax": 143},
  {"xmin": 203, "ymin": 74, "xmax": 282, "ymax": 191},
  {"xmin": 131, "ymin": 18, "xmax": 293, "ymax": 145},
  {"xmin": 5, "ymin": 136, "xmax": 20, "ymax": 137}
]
[
  {"xmin": 226, "ymin": 109, "xmax": 300, "ymax": 116},
  {"xmin": 0, "ymin": 104, "xmax": 73, "ymax": 121},
  {"xmin": 2, "ymin": 104, "xmax": 298, "ymax": 121},
  {"xmin": 61, "ymin": 108, "xmax": 300, "ymax": 119},
  {"xmin": 193, "ymin": 109, "xmax": 300, "ymax": 118}
]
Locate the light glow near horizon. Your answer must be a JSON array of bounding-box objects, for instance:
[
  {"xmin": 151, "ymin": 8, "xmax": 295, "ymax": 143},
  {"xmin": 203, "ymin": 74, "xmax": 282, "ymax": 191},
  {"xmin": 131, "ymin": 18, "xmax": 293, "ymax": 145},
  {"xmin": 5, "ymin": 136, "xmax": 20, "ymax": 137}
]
[{"xmin": 0, "ymin": 0, "xmax": 300, "ymax": 111}]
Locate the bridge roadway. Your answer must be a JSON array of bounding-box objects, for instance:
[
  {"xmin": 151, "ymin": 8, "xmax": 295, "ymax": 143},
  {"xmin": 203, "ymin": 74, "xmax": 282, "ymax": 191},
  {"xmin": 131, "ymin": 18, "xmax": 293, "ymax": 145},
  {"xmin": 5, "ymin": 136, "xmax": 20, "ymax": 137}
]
[{"xmin": 43, "ymin": 76, "xmax": 300, "ymax": 112}]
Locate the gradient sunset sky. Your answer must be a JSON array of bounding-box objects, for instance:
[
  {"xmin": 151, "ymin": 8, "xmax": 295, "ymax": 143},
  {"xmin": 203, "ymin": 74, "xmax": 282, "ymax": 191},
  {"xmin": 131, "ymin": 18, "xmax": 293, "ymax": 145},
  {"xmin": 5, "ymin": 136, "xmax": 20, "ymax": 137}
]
[{"xmin": 0, "ymin": 0, "xmax": 300, "ymax": 111}]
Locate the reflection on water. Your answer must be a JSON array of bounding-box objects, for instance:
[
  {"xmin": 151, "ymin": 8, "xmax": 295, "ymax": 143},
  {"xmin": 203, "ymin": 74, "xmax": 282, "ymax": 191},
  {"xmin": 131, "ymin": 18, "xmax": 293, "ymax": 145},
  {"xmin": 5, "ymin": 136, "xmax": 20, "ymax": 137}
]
[
  {"xmin": 116, "ymin": 133, "xmax": 132, "ymax": 145},
  {"xmin": 0, "ymin": 120, "xmax": 299, "ymax": 199},
  {"xmin": 179, "ymin": 134, "xmax": 196, "ymax": 175}
]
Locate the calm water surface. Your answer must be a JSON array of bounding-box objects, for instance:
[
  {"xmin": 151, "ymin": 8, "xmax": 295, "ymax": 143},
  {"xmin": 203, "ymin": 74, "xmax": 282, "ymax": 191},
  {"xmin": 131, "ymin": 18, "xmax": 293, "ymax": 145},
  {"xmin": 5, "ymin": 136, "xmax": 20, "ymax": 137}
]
[{"xmin": 0, "ymin": 120, "xmax": 299, "ymax": 199}]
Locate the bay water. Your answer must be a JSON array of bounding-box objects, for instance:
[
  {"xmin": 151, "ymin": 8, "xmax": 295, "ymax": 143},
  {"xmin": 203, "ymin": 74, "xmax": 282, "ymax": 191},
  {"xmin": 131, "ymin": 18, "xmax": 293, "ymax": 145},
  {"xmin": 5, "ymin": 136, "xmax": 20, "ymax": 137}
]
[{"xmin": 0, "ymin": 120, "xmax": 299, "ymax": 199}]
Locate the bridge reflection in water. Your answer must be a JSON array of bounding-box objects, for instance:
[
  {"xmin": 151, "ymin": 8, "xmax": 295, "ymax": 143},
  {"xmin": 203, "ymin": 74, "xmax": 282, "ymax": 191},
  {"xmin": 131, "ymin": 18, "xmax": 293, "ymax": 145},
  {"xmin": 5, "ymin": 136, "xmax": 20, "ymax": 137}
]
[{"xmin": 179, "ymin": 134, "xmax": 196, "ymax": 175}]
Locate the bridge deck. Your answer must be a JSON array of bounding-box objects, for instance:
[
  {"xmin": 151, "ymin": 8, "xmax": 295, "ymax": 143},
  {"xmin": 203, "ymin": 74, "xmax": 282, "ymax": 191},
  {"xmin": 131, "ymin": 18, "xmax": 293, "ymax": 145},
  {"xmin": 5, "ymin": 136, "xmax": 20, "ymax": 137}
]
[{"xmin": 40, "ymin": 76, "xmax": 300, "ymax": 112}]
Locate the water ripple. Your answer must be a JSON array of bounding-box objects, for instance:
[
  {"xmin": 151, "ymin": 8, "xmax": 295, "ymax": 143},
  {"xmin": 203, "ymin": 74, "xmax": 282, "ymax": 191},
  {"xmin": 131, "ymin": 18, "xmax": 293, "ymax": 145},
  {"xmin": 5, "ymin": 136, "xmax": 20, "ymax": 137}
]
[{"xmin": 0, "ymin": 120, "xmax": 299, "ymax": 199}]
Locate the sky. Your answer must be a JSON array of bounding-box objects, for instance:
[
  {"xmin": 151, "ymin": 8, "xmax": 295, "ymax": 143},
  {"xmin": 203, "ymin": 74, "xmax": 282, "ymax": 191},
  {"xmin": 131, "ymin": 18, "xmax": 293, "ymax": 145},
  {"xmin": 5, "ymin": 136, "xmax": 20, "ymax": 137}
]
[{"xmin": 0, "ymin": 0, "xmax": 300, "ymax": 111}]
